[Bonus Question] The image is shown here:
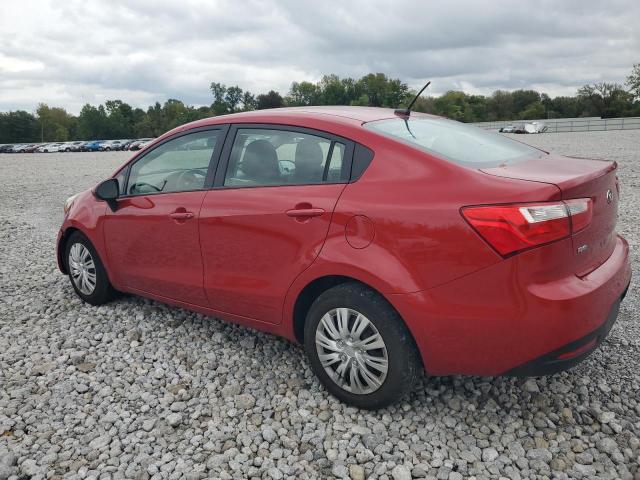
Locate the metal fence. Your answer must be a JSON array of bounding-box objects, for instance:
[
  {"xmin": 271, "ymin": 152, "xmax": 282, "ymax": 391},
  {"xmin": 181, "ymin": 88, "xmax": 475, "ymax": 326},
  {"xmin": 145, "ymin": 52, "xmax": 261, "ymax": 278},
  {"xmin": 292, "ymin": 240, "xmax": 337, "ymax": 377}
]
[{"xmin": 471, "ymin": 116, "xmax": 640, "ymax": 133}]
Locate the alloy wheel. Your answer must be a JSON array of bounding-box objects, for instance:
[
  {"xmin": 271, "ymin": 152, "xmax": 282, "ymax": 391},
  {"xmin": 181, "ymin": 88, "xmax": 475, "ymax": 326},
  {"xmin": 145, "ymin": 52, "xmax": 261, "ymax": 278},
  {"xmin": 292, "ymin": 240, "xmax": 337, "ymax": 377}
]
[{"xmin": 315, "ymin": 308, "xmax": 389, "ymax": 394}]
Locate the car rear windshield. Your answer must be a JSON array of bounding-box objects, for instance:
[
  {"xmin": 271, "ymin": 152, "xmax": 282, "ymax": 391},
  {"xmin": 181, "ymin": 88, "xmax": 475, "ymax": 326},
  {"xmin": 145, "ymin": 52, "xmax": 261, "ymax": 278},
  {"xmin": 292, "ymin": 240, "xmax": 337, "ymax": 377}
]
[{"xmin": 365, "ymin": 117, "xmax": 544, "ymax": 168}]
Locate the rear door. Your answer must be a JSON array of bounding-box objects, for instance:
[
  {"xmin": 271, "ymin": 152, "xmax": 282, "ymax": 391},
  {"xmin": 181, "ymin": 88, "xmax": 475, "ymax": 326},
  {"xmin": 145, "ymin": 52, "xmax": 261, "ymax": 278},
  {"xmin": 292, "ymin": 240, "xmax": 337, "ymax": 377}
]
[{"xmin": 199, "ymin": 125, "xmax": 353, "ymax": 324}]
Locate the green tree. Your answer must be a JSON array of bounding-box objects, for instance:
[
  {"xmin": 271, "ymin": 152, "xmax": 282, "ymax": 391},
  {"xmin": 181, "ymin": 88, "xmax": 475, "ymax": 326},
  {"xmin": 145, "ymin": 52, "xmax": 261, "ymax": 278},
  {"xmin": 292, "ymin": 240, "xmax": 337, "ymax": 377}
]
[
  {"xmin": 487, "ymin": 90, "xmax": 514, "ymax": 121},
  {"xmin": 319, "ymin": 75, "xmax": 348, "ymax": 105},
  {"xmin": 410, "ymin": 96, "xmax": 438, "ymax": 114},
  {"xmin": 210, "ymin": 82, "xmax": 229, "ymax": 114},
  {"xmin": 36, "ymin": 103, "xmax": 76, "ymax": 141},
  {"xmin": 357, "ymin": 73, "xmax": 387, "ymax": 106},
  {"xmin": 519, "ymin": 101, "xmax": 546, "ymax": 120},
  {"xmin": 104, "ymin": 100, "xmax": 135, "ymax": 138},
  {"xmin": 77, "ymin": 104, "xmax": 108, "ymax": 139},
  {"xmin": 242, "ymin": 91, "xmax": 257, "ymax": 111},
  {"xmin": 356, "ymin": 73, "xmax": 409, "ymax": 107},
  {"xmin": 626, "ymin": 63, "xmax": 640, "ymax": 100},
  {"xmin": 256, "ymin": 90, "xmax": 284, "ymax": 110},
  {"xmin": 433, "ymin": 91, "xmax": 469, "ymax": 121},
  {"xmin": 385, "ymin": 78, "xmax": 411, "ymax": 109},
  {"xmin": 577, "ymin": 82, "xmax": 633, "ymax": 118},
  {"xmin": 0, "ymin": 111, "xmax": 39, "ymax": 143},
  {"xmin": 161, "ymin": 99, "xmax": 191, "ymax": 131},
  {"xmin": 511, "ymin": 90, "xmax": 541, "ymax": 115},
  {"xmin": 287, "ymin": 81, "xmax": 320, "ymax": 106},
  {"xmin": 225, "ymin": 86, "xmax": 244, "ymax": 113}
]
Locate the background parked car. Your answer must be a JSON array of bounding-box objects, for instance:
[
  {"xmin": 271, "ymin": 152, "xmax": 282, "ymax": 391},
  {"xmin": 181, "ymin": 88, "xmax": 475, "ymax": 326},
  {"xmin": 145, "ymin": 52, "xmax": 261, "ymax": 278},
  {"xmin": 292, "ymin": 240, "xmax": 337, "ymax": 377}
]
[
  {"xmin": 0, "ymin": 144, "xmax": 14, "ymax": 153},
  {"xmin": 120, "ymin": 140, "xmax": 135, "ymax": 150},
  {"xmin": 36, "ymin": 144, "xmax": 52, "ymax": 153},
  {"xmin": 37, "ymin": 142, "xmax": 65, "ymax": 153},
  {"xmin": 82, "ymin": 140, "xmax": 105, "ymax": 152},
  {"xmin": 14, "ymin": 144, "xmax": 39, "ymax": 153},
  {"xmin": 100, "ymin": 140, "xmax": 128, "ymax": 151},
  {"xmin": 127, "ymin": 138, "xmax": 154, "ymax": 150},
  {"xmin": 60, "ymin": 141, "xmax": 85, "ymax": 152},
  {"xmin": 27, "ymin": 144, "xmax": 46, "ymax": 153}
]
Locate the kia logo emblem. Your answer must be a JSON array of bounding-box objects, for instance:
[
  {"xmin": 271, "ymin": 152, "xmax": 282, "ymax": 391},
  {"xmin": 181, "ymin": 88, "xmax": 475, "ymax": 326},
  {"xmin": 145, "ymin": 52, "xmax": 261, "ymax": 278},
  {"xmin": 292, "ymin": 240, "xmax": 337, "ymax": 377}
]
[{"xmin": 606, "ymin": 189, "xmax": 613, "ymax": 204}]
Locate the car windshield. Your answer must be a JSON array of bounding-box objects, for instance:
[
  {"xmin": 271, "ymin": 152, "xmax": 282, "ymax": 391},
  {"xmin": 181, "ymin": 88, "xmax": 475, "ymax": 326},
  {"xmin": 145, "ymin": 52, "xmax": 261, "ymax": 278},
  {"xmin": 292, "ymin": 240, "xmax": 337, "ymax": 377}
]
[{"xmin": 365, "ymin": 117, "xmax": 544, "ymax": 168}]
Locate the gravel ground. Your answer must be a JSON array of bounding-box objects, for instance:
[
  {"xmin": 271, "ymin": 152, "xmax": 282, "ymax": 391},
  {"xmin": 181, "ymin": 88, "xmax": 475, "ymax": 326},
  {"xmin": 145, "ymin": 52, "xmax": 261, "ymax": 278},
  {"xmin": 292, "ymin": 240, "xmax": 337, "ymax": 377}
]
[{"xmin": 0, "ymin": 130, "xmax": 638, "ymax": 480}]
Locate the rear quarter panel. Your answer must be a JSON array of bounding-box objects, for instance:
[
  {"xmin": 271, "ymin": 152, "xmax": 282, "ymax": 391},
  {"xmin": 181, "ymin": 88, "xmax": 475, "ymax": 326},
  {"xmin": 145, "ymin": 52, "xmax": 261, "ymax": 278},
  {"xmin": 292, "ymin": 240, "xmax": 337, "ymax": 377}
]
[
  {"xmin": 282, "ymin": 134, "xmax": 563, "ymax": 336},
  {"xmin": 317, "ymin": 136, "xmax": 563, "ymax": 293}
]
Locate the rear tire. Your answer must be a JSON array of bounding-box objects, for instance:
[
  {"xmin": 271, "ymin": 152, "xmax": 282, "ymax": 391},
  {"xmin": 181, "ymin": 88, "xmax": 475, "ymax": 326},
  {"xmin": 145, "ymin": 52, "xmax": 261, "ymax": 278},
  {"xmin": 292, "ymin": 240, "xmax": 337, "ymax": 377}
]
[
  {"xmin": 304, "ymin": 282, "xmax": 422, "ymax": 409},
  {"xmin": 65, "ymin": 231, "xmax": 115, "ymax": 305}
]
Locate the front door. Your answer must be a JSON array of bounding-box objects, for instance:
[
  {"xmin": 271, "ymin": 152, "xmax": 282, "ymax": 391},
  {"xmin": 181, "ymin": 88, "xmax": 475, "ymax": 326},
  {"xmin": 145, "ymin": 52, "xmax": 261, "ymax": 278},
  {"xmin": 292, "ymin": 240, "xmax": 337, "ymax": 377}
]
[
  {"xmin": 104, "ymin": 128, "xmax": 223, "ymax": 306},
  {"xmin": 199, "ymin": 126, "xmax": 351, "ymax": 323}
]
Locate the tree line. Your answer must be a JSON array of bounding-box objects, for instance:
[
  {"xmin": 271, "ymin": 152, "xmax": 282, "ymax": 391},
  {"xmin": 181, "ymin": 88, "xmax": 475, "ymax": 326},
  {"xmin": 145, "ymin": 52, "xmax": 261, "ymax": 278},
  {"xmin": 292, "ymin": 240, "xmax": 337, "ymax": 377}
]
[{"xmin": 2, "ymin": 65, "xmax": 639, "ymax": 144}]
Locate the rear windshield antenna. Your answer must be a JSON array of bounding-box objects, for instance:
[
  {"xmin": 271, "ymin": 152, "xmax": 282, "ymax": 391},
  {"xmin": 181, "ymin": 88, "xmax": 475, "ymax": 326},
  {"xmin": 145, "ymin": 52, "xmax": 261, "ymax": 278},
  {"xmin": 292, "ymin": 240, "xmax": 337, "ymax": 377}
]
[{"xmin": 394, "ymin": 81, "xmax": 431, "ymax": 116}]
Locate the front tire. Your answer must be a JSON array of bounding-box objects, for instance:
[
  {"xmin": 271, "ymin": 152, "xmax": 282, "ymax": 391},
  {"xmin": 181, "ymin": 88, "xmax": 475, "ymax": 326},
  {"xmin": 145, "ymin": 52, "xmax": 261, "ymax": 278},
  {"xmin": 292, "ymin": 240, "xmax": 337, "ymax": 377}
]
[
  {"xmin": 65, "ymin": 231, "xmax": 114, "ymax": 305},
  {"xmin": 304, "ymin": 282, "xmax": 422, "ymax": 409}
]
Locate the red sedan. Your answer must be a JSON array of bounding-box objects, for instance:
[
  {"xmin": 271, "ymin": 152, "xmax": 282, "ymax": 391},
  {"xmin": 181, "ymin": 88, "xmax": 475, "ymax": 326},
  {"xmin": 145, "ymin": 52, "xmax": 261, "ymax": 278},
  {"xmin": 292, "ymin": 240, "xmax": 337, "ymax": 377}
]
[{"xmin": 57, "ymin": 106, "xmax": 631, "ymax": 409}]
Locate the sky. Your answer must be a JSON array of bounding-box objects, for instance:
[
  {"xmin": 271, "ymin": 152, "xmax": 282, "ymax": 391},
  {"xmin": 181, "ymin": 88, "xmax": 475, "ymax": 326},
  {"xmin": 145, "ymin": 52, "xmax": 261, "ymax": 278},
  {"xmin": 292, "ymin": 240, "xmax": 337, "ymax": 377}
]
[{"xmin": 1, "ymin": 0, "xmax": 638, "ymax": 114}]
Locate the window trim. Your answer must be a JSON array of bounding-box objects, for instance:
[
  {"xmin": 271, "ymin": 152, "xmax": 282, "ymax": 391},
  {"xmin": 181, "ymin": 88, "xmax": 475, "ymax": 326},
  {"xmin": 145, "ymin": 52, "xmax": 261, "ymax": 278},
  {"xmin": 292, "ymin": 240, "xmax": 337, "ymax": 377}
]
[
  {"xmin": 119, "ymin": 125, "xmax": 229, "ymax": 198},
  {"xmin": 212, "ymin": 123, "xmax": 356, "ymax": 190}
]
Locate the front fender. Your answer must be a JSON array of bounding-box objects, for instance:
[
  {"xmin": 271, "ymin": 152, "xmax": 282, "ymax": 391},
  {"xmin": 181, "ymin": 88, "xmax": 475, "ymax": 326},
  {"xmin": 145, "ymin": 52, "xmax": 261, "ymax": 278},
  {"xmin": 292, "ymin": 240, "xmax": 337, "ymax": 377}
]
[{"xmin": 57, "ymin": 190, "xmax": 108, "ymax": 275}]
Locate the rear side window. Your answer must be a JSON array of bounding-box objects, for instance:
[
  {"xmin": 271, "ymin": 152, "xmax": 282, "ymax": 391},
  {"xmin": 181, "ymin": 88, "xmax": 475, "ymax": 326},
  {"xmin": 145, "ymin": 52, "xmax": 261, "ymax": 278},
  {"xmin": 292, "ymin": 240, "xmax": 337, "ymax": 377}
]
[
  {"xmin": 224, "ymin": 128, "xmax": 346, "ymax": 187},
  {"xmin": 365, "ymin": 117, "xmax": 543, "ymax": 168}
]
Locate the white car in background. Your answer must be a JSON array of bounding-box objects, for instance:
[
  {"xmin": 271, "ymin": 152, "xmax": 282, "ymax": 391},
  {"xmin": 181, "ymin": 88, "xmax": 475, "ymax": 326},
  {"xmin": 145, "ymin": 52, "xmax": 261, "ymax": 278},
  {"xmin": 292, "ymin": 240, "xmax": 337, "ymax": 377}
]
[
  {"xmin": 59, "ymin": 141, "xmax": 85, "ymax": 152},
  {"xmin": 100, "ymin": 140, "xmax": 127, "ymax": 151},
  {"xmin": 10, "ymin": 144, "xmax": 27, "ymax": 153},
  {"xmin": 36, "ymin": 142, "xmax": 64, "ymax": 153}
]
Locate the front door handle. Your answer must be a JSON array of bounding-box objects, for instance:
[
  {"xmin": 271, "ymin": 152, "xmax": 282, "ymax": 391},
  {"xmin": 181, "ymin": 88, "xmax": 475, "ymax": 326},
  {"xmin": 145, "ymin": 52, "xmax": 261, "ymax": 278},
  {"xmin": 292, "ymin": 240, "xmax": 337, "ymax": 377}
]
[
  {"xmin": 169, "ymin": 210, "xmax": 194, "ymax": 220},
  {"xmin": 286, "ymin": 207, "xmax": 325, "ymax": 218}
]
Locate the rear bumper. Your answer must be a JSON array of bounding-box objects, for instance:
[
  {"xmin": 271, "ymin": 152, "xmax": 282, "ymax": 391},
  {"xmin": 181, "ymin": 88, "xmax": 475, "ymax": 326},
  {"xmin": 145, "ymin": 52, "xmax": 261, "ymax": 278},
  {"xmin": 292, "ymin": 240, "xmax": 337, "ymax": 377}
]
[
  {"xmin": 506, "ymin": 285, "xmax": 627, "ymax": 376},
  {"xmin": 390, "ymin": 234, "xmax": 632, "ymax": 376}
]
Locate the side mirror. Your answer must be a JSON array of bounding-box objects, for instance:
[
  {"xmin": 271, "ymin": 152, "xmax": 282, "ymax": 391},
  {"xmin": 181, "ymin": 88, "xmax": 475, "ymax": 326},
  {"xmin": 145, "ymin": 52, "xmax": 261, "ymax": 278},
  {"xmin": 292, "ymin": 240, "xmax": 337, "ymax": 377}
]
[{"xmin": 95, "ymin": 178, "xmax": 119, "ymax": 211}]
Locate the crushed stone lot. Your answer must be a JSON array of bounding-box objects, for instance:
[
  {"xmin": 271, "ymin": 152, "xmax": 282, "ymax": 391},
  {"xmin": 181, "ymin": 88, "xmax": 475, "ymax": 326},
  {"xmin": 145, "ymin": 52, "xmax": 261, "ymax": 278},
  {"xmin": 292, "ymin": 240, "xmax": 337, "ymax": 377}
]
[{"xmin": 0, "ymin": 130, "xmax": 639, "ymax": 480}]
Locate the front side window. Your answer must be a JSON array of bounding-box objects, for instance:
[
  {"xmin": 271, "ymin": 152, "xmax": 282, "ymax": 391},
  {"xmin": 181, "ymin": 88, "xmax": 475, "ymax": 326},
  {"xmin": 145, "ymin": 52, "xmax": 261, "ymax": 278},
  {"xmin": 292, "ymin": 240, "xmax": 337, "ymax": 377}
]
[
  {"xmin": 224, "ymin": 128, "xmax": 346, "ymax": 187},
  {"xmin": 365, "ymin": 117, "xmax": 544, "ymax": 168},
  {"xmin": 126, "ymin": 130, "xmax": 219, "ymax": 195}
]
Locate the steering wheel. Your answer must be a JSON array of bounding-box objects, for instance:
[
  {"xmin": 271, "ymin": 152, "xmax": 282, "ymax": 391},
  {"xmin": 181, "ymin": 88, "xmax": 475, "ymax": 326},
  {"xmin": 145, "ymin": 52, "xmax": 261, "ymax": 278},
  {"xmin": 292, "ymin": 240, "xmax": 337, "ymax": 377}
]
[
  {"xmin": 129, "ymin": 182, "xmax": 162, "ymax": 194},
  {"xmin": 176, "ymin": 169, "xmax": 206, "ymax": 190}
]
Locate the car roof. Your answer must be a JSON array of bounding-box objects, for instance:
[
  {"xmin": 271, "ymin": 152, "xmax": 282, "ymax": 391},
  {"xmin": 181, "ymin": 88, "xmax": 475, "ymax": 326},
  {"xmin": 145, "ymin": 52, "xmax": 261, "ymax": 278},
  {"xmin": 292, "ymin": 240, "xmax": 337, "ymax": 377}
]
[{"xmin": 186, "ymin": 106, "xmax": 439, "ymax": 128}]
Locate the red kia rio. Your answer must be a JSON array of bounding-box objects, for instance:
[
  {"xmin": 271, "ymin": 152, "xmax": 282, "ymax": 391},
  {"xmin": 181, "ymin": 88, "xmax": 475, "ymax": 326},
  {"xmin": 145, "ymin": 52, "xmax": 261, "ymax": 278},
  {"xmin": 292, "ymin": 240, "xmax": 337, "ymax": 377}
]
[{"xmin": 57, "ymin": 106, "xmax": 631, "ymax": 409}]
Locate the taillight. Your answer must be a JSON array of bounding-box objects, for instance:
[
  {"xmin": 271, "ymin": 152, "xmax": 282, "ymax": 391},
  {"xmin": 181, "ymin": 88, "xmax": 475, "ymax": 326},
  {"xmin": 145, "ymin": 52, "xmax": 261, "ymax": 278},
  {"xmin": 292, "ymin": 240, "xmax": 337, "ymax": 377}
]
[
  {"xmin": 462, "ymin": 198, "xmax": 592, "ymax": 256},
  {"xmin": 565, "ymin": 198, "xmax": 593, "ymax": 233}
]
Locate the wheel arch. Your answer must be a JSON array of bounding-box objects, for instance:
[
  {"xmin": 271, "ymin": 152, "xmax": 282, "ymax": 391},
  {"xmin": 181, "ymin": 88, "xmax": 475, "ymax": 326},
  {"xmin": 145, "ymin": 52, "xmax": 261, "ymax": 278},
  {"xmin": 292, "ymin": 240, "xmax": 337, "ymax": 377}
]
[
  {"xmin": 57, "ymin": 226, "xmax": 82, "ymax": 274},
  {"xmin": 289, "ymin": 274, "xmax": 422, "ymax": 368},
  {"xmin": 57, "ymin": 223, "xmax": 111, "ymax": 283},
  {"xmin": 292, "ymin": 275, "xmax": 354, "ymax": 343}
]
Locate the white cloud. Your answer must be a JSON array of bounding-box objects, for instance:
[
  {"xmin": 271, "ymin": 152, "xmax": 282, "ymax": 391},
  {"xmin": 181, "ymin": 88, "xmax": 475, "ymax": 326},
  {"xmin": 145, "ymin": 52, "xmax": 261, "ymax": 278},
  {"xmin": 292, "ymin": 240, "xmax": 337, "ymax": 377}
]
[{"xmin": 0, "ymin": 0, "xmax": 638, "ymax": 113}]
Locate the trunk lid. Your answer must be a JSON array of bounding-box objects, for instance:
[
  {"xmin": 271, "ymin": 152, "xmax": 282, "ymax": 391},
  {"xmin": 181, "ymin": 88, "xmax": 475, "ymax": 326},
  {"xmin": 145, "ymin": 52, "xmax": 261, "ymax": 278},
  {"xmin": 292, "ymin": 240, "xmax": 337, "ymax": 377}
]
[{"xmin": 482, "ymin": 154, "xmax": 619, "ymax": 275}]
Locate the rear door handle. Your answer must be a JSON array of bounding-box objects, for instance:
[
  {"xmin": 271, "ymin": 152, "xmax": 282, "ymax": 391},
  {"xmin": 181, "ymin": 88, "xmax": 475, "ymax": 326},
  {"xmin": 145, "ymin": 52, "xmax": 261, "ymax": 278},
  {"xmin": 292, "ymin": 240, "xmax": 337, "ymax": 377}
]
[
  {"xmin": 286, "ymin": 208, "xmax": 325, "ymax": 218},
  {"xmin": 169, "ymin": 211, "xmax": 194, "ymax": 220}
]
